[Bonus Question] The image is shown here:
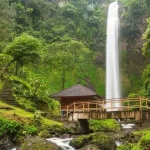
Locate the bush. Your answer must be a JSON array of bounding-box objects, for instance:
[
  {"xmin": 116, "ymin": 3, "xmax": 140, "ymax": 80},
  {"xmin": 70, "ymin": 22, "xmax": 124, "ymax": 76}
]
[
  {"xmin": 22, "ymin": 125, "xmax": 37, "ymax": 136},
  {"xmin": 140, "ymin": 132, "xmax": 150, "ymax": 150},
  {"xmin": 0, "ymin": 117, "xmax": 20, "ymax": 136},
  {"xmin": 88, "ymin": 119, "xmax": 120, "ymax": 132}
]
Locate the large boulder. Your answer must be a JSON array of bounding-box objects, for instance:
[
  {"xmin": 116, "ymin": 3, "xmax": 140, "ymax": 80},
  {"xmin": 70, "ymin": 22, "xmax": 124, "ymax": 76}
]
[
  {"xmin": 80, "ymin": 144, "xmax": 99, "ymax": 150},
  {"xmin": 70, "ymin": 132, "xmax": 116, "ymax": 150},
  {"xmin": 20, "ymin": 136, "xmax": 60, "ymax": 150}
]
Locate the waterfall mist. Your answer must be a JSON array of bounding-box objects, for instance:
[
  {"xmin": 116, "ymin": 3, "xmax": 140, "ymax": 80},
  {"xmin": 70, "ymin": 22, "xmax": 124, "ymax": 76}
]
[{"xmin": 106, "ymin": 1, "xmax": 121, "ymax": 110}]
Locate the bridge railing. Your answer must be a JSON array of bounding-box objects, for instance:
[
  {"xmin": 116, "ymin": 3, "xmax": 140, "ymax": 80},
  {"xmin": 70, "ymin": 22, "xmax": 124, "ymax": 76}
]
[{"xmin": 64, "ymin": 97, "xmax": 150, "ymax": 117}]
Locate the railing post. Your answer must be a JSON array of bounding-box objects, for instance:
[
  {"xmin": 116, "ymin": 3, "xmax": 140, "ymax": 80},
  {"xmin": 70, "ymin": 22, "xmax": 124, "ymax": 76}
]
[
  {"xmin": 146, "ymin": 98, "xmax": 148, "ymax": 110},
  {"xmin": 67, "ymin": 106, "xmax": 68, "ymax": 117},
  {"xmin": 74, "ymin": 102, "xmax": 75, "ymax": 112},
  {"xmin": 83, "ymin": 103, "xmax": 85, "ymax": 112},
  {"xmin": 88, "ymin": 101, "xmax": 89, "ymax": 112},
  {"xmin": 139, "ymin": 97, "xmax": 142, "ymax": 110},
  {"xmin": 128, "ymin": 98, "xmax": 129, "ymax": 110},
  {"xmin": 102, "ymin": 100, "xmax": 104, "ymax": 111},
  {"xmin": 96, "ymin": 102, "xmax": 98, "ymax": 112}
]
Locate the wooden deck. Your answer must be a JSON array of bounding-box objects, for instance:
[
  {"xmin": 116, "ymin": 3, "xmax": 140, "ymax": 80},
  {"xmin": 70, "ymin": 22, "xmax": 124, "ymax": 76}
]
[{"xmin": 63, "ymin": 97, "xmax": 150, "ymax": 121}]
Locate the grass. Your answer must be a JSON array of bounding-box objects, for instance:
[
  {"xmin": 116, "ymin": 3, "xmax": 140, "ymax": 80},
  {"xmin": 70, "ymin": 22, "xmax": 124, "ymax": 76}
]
[{"xmin": 0, "ymin": 101, "xmax": 62, "ymax": 126}]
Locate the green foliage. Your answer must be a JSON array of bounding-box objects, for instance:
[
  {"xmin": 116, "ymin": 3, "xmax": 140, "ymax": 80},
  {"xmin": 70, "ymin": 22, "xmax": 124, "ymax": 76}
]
[
  {"xmin": 22, "ymin": 125, "xmax": 37, "ymax": 136},
  {"xmin": 142, "ymin": 18, "xmax": 150, "ymax": 57},
  {"xmin": 0, "ymin": 117, "xmax": 20, "ymax": 136},
  {"xmin": 140, "ymin": 132, "xmax": 150, "ymax": 150},
  {"xmin": 34, "ymin": 110, "xmax": 42, "ymax": 126},
  {"xmin": 88, "ymin": 119, "xmax": 120, "ymax": 132},
  {"xmin": 117, "ymin": 143, "xmax": 135, "ymax": 150},
  {"xmin": 46, "ymin": 124, "xmax": 72, "ymax": 134},
  {"xmin": 15, "ymin": 97, "xmax": 36, "ymax": 112},
  {"xmin": 3, "ymin": 33, "xmax": 41, "ymax": 65},
  {"xmin": 10, "ymin": 75, "xmax": 34, "ymax": 97},
  {"xmin": 142, "ymin": 65, "xmax": 150, "ymax": 97}
]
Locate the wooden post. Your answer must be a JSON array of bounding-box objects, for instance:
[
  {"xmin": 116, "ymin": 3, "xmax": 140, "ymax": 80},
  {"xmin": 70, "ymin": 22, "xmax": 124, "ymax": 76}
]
[
  {"xmin": 139, "ymin": 97, "xmax": 142, "ymax": 110},
  {"xmin": 74, "ymin": 102, "xmax": 75, "ymax": 112},
  {"xmin": 146, "ymin": 98, "xmax": 148, "ymax": 110},
  {"xmin": 83, "ymin": 103, "xmax": 85, "ymax": 112},
  {"xmin": 88, "ymin": 101, "xmax": 89, "ymax": 112},
  {"xmin": 128, "ymin": 98, "xmax": 129, "ymax": 110},
  {"xmin": 67, "ymin": 106, "xmax": 68, "ymax": 117},
  {"xmin": 96, "ymin": 102, "xmax": 98, "ymax": 112},
  {"xmin": 102, "ymin": 100, "xmax": 104, "ymax": 111}
]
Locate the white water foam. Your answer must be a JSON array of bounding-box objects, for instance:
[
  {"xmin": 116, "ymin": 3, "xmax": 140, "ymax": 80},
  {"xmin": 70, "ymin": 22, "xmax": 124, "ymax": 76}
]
[
  {"xmin": 47, "ymin": 138, "xmax": 75, "ymax": 150},
  {"xmin": 122, "ymin": 124, "xmax": 135, "ymax": 129}
]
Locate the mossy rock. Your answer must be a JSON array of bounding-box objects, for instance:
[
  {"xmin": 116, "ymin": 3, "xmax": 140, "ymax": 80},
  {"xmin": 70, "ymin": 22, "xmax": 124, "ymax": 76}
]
[
  {"xmin": 80, "ymin": 144, "xmax": 99, "ymax": 150},
  {"xmin": 38, "ymin": 130, "xmax": 52, "ymax": 138},
  {"xmin": 70, "ymin": 132, "xmax": 116, "ymax": 150},
  {"xmin": 20, "ymin": 136, "xmax": 60, "ymax": 150}
]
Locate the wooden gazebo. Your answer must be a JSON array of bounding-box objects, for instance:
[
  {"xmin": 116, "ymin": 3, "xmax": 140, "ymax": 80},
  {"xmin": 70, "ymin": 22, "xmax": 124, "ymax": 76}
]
[{"xmin": 50, "ymin": 84, "xmax": 102, "ymax": 112}]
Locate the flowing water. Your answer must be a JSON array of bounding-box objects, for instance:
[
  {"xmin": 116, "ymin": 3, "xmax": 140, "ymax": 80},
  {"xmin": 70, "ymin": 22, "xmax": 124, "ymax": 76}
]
[
  {"xmin": 106, "ymin": 1, "xmax": 121, "ymax": 110},
  {"xmin": 46, "ymin": 138, "xmax": 75, "ymax": 150}
]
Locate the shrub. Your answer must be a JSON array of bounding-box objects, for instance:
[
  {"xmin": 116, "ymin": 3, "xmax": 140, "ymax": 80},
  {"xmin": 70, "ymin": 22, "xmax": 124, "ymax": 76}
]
[
  {"xmin": 22, "ymin": 125, "xmax": 37, "ymax": 136},
  {"xmin": 0, "ymin": 117, "xmax": 20, "ymax": 136},
  {"xmin": 140, "ymin": 132, "xmax": 150, "ymax": 150},
  {"xmin": 88, "ymin": 119, "xmax": 120, "ymax": 132}
]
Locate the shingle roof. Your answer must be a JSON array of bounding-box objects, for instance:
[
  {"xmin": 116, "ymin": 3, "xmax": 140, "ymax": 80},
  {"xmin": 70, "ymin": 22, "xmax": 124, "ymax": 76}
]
[{"xmin": 50, "ymin": 84, "xmax": 98, "ymax": 98}]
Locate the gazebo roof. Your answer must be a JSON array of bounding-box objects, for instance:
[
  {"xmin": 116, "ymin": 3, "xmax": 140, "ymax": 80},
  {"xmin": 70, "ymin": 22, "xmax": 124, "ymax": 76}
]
[{"xmin": 50, "ymin": 84, "xmax": 100, "ymax": 98}]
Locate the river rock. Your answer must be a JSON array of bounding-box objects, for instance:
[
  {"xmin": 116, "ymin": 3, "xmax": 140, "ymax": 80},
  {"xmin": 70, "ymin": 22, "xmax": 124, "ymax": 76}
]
[
  {"xmin": 79, "ymin": 144, "xmax": 99, "ymax": 150},
  {"xmin": 70, "ymin": 132, "xmax": 116, "ymax": 150},
  {"xmin": 20, "ymin": 136, "xmax": 61, "ymax": 150},
  {"xmin": 0, "ymin": 134, "xmax": 15, "ymax": 150}
]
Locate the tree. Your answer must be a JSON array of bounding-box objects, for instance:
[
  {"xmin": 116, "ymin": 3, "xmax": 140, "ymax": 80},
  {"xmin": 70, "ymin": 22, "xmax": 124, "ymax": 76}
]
[
  {"xmin": 142, "ymin": 18, "xmax": 150, "ymax": 57},
  {"xmin": 0, "ymin": 0, "xmax": 15, "ymax": 51},
  {"xmin": 142, "ymin": 18, "xmax": 150, "ymax": 97},
  {"xmin": 46, "ymin": 40, "xmax": 90, "ymax": 89},
  {"xmin": 1, "ymin": 33, "xmax": 41, "ymax": 78}
]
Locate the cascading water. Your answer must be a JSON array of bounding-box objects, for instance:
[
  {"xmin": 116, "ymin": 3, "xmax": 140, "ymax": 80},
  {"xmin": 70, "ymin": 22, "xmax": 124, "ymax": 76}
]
[
  {"xmin": 106, "ymin": 1, "xmax": 121, "ymax": 110},
  {"xmin": 47, "ymin": 138, "xmax": 75, "ymax": 150}
]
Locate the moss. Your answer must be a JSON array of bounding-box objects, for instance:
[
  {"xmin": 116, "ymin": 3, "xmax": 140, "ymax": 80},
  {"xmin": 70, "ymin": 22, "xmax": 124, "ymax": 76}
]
[
  {"xmin": 88, "ymin": 119, "xmax": 120, "ymax": 132},
  {"xmin": 0, "ymin": 101, "xmax": 62, "ymax": 126},
  {"xmin": 0, "ymin": 81, "xmax": 4, "ymax": 91},
  {"xmin": 70, "ymin": 134, "xmax": 91, "ymax": 148},
  {"xmin": 70, "ymin": 132, "xmax": 116, "ymax": 150},
  {"xmin": 20, "ymin": 136, "xmax": 60, "ymax": 150},
  {"xmin": 38, "ymin": 130, "xmax": 52, "ymax": 138}
]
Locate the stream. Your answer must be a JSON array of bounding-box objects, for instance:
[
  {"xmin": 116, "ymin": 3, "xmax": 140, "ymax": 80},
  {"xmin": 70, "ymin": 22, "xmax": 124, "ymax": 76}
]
[
  {"xmin": 11, "ymin": 123, "xmax": 135, "ymax": 150},
  {"xmin": 46, "ymin": 138, "xmax": 75, "ymax": 150}
]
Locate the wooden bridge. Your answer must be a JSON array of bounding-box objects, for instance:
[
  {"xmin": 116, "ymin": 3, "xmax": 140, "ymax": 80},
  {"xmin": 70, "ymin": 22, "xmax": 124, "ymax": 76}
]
[{"xmin": 64, "ymin": 97, "xmax": 150, "ymax": 121}]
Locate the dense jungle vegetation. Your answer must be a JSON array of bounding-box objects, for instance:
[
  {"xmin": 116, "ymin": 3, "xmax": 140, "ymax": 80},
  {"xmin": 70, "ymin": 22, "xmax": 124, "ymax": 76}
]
[{"xmin": 0, "ymin": 0, "xmax": 150, "ymax": 114}]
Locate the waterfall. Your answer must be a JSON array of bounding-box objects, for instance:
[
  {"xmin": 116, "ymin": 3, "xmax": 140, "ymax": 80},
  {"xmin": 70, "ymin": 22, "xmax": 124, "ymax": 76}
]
[{"xmin": 106, "ymin": 1, "xmax": 121, "ymax": 110}]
